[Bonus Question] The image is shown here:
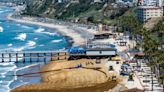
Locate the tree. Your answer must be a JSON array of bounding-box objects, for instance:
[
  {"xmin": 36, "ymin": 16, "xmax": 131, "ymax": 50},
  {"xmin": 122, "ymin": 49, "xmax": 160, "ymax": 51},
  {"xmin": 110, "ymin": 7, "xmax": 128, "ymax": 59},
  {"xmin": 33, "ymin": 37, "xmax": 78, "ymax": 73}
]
[{"xmin": 141, "ymin": 20, "xmax": 164, "ymax": 81}]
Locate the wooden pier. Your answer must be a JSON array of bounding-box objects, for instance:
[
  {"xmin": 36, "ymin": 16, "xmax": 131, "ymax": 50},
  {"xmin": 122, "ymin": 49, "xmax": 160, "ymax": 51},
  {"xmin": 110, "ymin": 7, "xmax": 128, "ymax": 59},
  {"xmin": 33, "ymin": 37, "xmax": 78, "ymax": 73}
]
[{"xmin": 0, "ymin": 50, "xmax": 68, "ymax": 63}]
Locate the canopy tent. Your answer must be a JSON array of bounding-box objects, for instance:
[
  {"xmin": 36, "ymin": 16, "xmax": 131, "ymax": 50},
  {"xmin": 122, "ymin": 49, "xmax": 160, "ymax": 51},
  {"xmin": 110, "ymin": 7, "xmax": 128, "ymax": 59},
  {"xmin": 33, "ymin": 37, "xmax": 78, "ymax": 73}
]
[{"xmin": 68, "ymin": 46, "xmax": 86, "ymax": 54}]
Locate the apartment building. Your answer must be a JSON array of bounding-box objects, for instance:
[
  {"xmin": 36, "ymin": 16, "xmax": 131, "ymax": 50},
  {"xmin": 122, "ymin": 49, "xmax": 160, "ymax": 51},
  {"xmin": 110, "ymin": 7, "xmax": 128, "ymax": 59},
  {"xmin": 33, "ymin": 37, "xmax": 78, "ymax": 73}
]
[
  {"xmin": 137, "ymin": 6, "xmax": 163, "ymax": 22},
  {"xmin": 137, "ymin": 0, "xmax": 163, "ymax": 22},
  {"xmin": 138, "ymin": 0, "xmax": 163, "ymax": 6}
]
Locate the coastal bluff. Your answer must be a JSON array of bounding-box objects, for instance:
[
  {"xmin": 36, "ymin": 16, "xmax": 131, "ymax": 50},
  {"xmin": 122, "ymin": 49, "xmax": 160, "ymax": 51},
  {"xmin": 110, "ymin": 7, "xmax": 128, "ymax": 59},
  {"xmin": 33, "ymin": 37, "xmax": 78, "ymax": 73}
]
[{"xmin": 12, "ymin": 59, "xmax": 119, "ymax": 92}]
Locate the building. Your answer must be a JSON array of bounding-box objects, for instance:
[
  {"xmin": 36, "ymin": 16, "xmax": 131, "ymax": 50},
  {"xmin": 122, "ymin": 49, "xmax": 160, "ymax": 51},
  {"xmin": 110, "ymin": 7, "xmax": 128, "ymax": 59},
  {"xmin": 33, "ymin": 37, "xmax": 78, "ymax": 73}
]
[
  {"xmin": 57, "ymin": 0, "xmax": 68, "ymax": 3},
  {"xmin": 94, "ymin": 0, "xmax": 105, "ymax": 3},
  {"xmin": 138, "ymin": 0, "xmax": 163, "ymax": 7},
  {"xmin": 137, "ymin": 6, "xmax": 163, "ymax": 22},
  {"xmin": 57, "ymin": 0, "xmax": 79, "ymax": 3},
  {"xmin": 70, "ymin": 0, "xmax": 79, "ymax": 3},
  {"xmin": 157, "ymin": 0, "xmax": 163, "ymax": 7},
  {"xmin": 86, "ymin": 48, "xmax": 117, "ymax": 56}
]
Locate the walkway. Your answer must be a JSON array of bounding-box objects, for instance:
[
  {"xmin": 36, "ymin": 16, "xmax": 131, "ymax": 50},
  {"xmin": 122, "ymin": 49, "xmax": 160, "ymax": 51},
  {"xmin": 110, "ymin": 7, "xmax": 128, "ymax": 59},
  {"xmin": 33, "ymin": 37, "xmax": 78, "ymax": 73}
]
[{"xmin": 130, "ymin": 60, "xmax": 163, "ymax": 92}]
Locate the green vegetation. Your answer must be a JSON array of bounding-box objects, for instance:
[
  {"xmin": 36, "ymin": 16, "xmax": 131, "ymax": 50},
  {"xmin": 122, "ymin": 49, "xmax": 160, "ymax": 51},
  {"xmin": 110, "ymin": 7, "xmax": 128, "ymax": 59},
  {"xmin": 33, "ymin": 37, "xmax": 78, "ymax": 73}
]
[
  {"xmin": 141, "ymin": 19, "xmax": 164, "ymax": 83},
  {"xmin": 23, "ymin": 0, "xmax": 131, "ymax": 25},
  {"xmin": 117, "ymin": 7, "xmax": 164, "ymax": 82},
  {"xmin": 115, "ymin": 7, "xmax": 143, "ymax": 38}
]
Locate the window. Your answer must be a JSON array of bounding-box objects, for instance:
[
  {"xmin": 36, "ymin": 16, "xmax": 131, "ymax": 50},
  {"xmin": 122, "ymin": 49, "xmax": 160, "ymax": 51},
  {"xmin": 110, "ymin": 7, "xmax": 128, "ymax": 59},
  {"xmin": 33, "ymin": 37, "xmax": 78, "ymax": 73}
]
[{"xmin": 99, "ymin": 51, "xmax": 102, "ymax": 54}]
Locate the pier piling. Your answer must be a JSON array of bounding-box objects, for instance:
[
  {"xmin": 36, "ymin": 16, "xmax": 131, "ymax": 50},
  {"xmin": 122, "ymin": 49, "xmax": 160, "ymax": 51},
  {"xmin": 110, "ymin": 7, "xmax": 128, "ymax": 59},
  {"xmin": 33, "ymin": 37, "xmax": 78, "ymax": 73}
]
[
  {"xmin": 23, "ymin": 53, "xmax": 25, "ymax": 63},
  {"xmin": 2, "ymin": 53, "xmax": 4, "ymax": 63},
  {"xmin": 9, "ymin": 53, "xmax": 11, "ymax": 62},
  {"xmin": 16, "ymin": 53, "xmax": 18, "ymax": 63},
  {"xmin": 30, "ymin": 53, "xmax": 32, "ymax": 63}
]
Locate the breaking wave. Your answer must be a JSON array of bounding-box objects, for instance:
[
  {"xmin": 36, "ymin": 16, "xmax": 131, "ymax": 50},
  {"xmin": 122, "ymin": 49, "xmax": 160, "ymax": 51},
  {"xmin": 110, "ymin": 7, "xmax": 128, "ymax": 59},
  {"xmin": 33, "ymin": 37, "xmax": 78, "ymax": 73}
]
[
  {"xmin": 0, "ymin": 26, "xmax": 3, "ymax": 32},
  {"xmin": 26, "ymin": 40, "xmax": 36, "ymax": 47},
  {"xmin": 51, "ymin": 39, "xmax": 63, "ymax": 43},
  {"xmin": 14, "ymin": 33, "xmax": 27, "ymax": 41},
  {"xmin": 34, "ymin": 28, "xmax": 57, "ymax": 36},
  {"xmin": 7, "ymin": 44, "xmax": 13, "ymax": 47}
]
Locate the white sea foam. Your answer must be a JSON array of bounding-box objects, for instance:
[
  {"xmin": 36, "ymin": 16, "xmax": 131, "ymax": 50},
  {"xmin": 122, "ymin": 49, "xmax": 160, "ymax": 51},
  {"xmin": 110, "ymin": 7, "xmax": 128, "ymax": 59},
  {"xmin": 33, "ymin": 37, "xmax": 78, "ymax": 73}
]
[
  {"xmin": 12, "ymin": 41, "xmax": 36, "ymax": 51},
  {"xmin": 13, "ymin": 47, "xmax": 25, "ymax": 52},
  {"xmin": 21, "ymin": 25, "xmax": 32, "ymax": 29},
  {"xmin": 0, "ymin": 66, "xmax": 16, "ymax": 74},
  {"xmin": 34, "ymin": 38, "xmax": 38, "ymax": 40},
  {"xmin": 10, "ymin": 41, "xmax": 36, "ymax": 52},
  {"xmin": 7, "ymin": 44, "xmax": 13, "ymax": 47},
  {"xmin": 0, "ymin": 26, "xmax": 3, "ymax": 32},
  {"xmin": 44, "ymin": 32, "xmax": 57, "ymax": 36},
  {"xmin": 0, "ymin": 62, "xmax": 15, "ymax": 66},
  {"xmin": 34, "ymin": 28, "xmax": 45, "ymax": 33},
  {"xmin": 0, "ymin": 62, "xmax": 17, "ymax": 88},
  {"xmin": 34, "ymin": 28, "xmax": 57, "ymax": 36},
  {"xmin": 0, "ymin": 85, "xmax": 10, "ymax": 92},
  {"xmin": 15, "ymin": 33, "xmax": 27, "ymax": 41},
  {"xmin": 51, "ymin": 39, "xmax": 63, "ymax": 43},
  {"xmin": 16, "ymin": 63, "xmax": 39, "ymax": 71},
  {"xmin": 26, "ymin": 40, "xmax": 36, "ymax": 47}
]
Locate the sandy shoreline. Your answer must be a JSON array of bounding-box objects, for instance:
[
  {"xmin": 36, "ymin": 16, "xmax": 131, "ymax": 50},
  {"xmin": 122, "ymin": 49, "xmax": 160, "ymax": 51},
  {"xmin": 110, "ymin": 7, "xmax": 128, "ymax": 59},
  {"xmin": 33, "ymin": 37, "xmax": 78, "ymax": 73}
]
[
  {"xmin": 7, "ymin": 14, "xmax": 96, "ymax": 46},
  {"xmin": 12, "ymin": 59, "xmax": 120, "ymax": 92}
]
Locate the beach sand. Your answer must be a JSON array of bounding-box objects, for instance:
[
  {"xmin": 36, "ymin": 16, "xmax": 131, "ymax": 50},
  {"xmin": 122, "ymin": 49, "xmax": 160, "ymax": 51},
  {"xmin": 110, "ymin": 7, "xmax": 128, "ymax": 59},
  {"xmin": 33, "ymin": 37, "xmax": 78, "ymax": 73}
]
[
  {"xmin": 12, "ymin": 59, "xmax": 120, "ymax": 92},
  {"xmin": 7, "ymin": 14, "xmax": 96, "ymax": 46}
]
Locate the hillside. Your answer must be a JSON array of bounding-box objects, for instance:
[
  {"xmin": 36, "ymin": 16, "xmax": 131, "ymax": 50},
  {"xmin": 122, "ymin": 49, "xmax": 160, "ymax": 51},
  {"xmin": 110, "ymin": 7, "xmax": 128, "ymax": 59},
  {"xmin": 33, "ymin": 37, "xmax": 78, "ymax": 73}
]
[
  {"xmin": 0, "ymin": 0, "xmax": 131, "ymax": 25},
  {"xmin": 21, "ymin": 0, "xmax": 130, "ymax": 25},
  {"xmin": 24, "ymin": 0, "xmax": 104, "ymax": 21}
]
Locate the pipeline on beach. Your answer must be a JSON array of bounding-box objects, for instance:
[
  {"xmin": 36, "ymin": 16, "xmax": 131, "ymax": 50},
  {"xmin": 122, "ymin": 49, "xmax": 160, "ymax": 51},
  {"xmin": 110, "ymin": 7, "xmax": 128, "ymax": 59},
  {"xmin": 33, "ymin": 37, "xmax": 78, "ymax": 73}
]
[{"xmin": 6, "ymin": 66, "xmax": 107, "ymax": 78}]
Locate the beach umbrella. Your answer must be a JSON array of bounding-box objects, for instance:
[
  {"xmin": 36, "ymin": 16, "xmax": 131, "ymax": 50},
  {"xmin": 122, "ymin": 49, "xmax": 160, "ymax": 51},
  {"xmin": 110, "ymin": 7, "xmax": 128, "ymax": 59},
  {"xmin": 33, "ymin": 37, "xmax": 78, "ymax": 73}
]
[{"xmin": 68, "ymin": 47, "xmax": 78, "ymax": 53}]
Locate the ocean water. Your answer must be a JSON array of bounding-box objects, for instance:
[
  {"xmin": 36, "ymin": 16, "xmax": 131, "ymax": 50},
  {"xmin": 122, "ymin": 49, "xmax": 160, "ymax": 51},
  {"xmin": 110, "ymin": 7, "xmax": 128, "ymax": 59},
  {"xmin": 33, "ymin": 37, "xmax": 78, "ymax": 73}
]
[{"xmin": 0, "ymin": 6, "xmax": 68, "ymax": 92}]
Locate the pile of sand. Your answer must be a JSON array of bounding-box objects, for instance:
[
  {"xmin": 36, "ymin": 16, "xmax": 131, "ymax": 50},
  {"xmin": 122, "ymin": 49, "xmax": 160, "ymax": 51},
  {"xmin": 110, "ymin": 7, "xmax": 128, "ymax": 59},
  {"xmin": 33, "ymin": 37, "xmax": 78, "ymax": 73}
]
[{"xmin": 12, "ymin": 59, "xmax": 119, "ymax": 92}]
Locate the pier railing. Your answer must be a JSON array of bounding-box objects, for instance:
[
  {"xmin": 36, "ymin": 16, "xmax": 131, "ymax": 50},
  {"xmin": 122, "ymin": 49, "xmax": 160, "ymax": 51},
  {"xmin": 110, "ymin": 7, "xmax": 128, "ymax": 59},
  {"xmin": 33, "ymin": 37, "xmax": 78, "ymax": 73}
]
[{"xmin": 0, "ymin": 50, "xmax": 68, "ymax": 63}]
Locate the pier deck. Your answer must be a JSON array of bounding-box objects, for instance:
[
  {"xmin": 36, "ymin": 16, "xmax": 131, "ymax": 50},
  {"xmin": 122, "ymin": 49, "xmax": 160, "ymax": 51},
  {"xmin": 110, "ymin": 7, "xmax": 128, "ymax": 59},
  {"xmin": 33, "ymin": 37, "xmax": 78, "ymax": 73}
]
[{"xmin": 0, "ymin": 50, "xmax": 68, "ymax": 63}]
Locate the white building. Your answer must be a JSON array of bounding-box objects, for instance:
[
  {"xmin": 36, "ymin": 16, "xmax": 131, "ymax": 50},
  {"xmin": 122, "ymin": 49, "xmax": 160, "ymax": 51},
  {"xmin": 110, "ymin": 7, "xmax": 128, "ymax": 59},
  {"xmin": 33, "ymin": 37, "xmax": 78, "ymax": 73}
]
[
  {"xmin": 94, "ymin": 0, "xmax": 104, "ymax": 3},
  {"xmin": 145, "ymin": 0, "xmax": 157, "ymax": 6},
  {"xmin": 137, "ymin": 6, "xmax": 163, "ymax": 22},
  {"xmin": 157, "ymin": 0, "xmax": 163, "ymax": 7},
  {"xmin": 86, "ymin": 48, "xmax": 117, "ymax": 56},
  {"xmin": 138, "ymin": 0, "xmax": 163, "ymax": 7}
]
